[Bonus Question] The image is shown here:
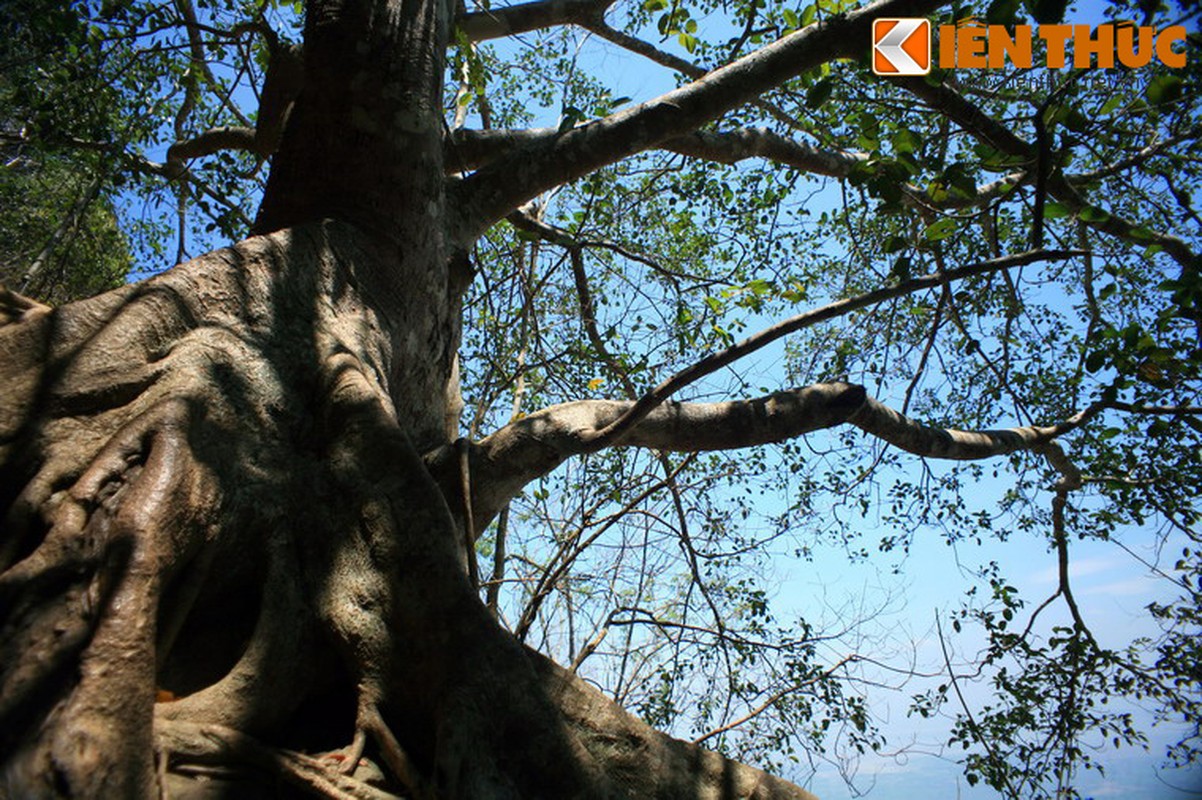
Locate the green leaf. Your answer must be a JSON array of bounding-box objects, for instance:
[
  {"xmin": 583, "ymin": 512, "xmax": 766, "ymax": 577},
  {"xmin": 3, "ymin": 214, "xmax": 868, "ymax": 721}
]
[
  {"xmin": 1042, "ymin": 202, "xmax": 1071, "ymax": 219},
  {"xmin": 806, "ymin": 77, "xmax": 834, "ymax": 110},
  {"xmin": 892, "ymin": 128, "xmax": 921, "ymax": 155},
  {"xmin": 1146, "ymin": 75, "xmax": 1183, "ymax": 107},
  {"xmin": 923, "ymin": 217, "xmax": 959, "ymax": 241},
  {"xmin": 1025, "ymin": 0, "xmax": 1068, "ymax": 23},
  {"xmin": 986, "ymin": 0, "xmax": 1020, "ymax": 24}
]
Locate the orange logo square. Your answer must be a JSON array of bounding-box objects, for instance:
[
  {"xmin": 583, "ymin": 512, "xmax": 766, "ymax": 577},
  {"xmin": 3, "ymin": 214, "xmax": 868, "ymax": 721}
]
[{"xmin": 872, "ymin": 18, "xmax": 931, "ymax": 76}]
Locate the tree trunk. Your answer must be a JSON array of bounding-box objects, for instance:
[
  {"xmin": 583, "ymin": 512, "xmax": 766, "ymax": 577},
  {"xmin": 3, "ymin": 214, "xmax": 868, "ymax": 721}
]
[{"xmin": 0, "ymin": 0, "xmax": 821, "ymax": 797}]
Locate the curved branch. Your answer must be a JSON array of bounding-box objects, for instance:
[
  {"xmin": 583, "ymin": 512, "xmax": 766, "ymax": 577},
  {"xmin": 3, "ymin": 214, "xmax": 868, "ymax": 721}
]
[
  {"xmin": 167, "ymin": 126, "xmax": 259, "ymax": 161},
  {"xmin": 166, "ymin": 43, "xmax": 304, "ymax": 163},
  {"xmin": 579, "ymin": 249, "xmax": 1082, "ymax": 452},
  {"xmin": 849, "ymin": 399, "xmax": 1097, "ymax": 461},
  {"xmin": 456, "ymin": 0, "xmax": 615, "ymax": 41},
  {"xmin": 450, "ymin": 0, "xmax": 946, "ymax": 243},
  {"xmin": 449, "ymin": 372, "xmax": 1098, "ymax": 539},
  {"xmin": 458, "ymin": 382, "xmax": 867, "ymax": 537}
]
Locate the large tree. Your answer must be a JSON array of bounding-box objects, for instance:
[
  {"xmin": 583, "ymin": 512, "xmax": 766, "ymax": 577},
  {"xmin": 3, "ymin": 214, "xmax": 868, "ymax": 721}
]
[{"xmin": 1, "ymin": 0, "xmax": 1199, "ymax": 797}]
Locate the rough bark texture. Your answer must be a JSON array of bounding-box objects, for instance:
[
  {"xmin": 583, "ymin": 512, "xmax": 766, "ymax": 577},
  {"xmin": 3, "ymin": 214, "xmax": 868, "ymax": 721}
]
[{"xmin": 0, "ymin": 220, "xmax": 820, "ymax": 798}]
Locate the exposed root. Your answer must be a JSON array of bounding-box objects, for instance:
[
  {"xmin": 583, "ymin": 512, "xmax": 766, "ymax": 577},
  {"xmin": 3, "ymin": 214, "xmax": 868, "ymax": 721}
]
[
  {"xmin": 156, "ymin": 718, "xmax": 402, "ymax": 800},
  {"xmin": 337, "ymin": 696, "xmax": 427, "ymax": 799},
  {"xmin": 1, "ymin": 397, "xmax": 217, "ymax": 795}
]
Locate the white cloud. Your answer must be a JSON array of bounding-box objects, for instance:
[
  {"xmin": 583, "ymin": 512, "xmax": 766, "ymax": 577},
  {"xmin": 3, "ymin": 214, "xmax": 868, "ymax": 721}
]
[{"xmin": 1030, "ymin": 555, "xmax": 1123, "ymax": 586}]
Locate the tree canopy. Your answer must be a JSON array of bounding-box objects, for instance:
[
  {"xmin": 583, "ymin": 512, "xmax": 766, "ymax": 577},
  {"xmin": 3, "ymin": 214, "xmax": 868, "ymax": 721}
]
[{"xmin": 0, "ymin": 0, "xmax": 1199, "ymax": 797}]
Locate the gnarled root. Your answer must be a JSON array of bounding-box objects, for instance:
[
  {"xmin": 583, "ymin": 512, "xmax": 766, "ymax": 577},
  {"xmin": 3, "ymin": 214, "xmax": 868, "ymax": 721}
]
[
  {"xmin": 0, "ymin": 398, "xmax": 218, "ymax": 796},
  {"xmin": 156, "ymin": 718, "xmax": 400, "ymax": 800}
]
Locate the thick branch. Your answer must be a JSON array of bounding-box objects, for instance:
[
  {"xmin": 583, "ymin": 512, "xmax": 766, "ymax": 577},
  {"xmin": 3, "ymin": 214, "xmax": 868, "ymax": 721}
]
[
  {"xmin": 448, "ymin": 126, "xmax": 862, "ymax": 177},
  {"xmin": 454, "ymin": 382, "xmax": 867, "ymax": 535},
  {"xmin": 849, "ymin": 398, "xmax": 1094, "ymax": 461},
  {"xmin": 456, "ymin": 0, "xmax": 614, "ymax": 41},
  {"xmin": 450, "ymin": 0, "xmax": 945, "ymax": 242},
  {"xmin": 435, "ymin": 369, "xmax": 1096, "ymax": 538},
  {"xmin": 166, "ymin": 125, "xmax": 259, "ymax": 161},
  {"xmin": 662, "ymin": 127, "xmax": 862, "ymax": 177}
]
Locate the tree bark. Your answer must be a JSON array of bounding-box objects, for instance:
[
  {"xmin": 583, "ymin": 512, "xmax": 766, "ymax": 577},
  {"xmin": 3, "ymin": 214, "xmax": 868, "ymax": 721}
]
[{"xmin": 0, "ymin": 212, "xmax": 825, "ymax": 798}]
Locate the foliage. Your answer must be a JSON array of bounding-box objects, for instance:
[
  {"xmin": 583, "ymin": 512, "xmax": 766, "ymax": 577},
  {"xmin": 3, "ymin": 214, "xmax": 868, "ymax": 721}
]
[{"xmin": 0, "ymin": 0, "xmax": 133, "ymax": 301}]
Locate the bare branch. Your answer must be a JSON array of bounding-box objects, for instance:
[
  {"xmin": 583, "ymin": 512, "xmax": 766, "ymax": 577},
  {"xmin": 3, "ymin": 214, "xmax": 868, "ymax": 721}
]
[
  {"xmin": 850, "ymin": 399, "xmax": 1097, "ymax": 461},
  {"xmin": 448, "ymin": 126, "xmax": 861, "ymax": 177},
  {"xmin": 167, "ymin": 125, "xmax": 259, "ymax": 161},
  {"xmin": 658, "ymin": 127, "xmax": 861, "ymax": 178},
  {"xmin": 578, "ymin": 249, "xmax": 1082, "ymax": 452},
  {"xmin": 460, "ymin": 382, "xmax": 867, "ymax": 536},
  {"xmin": 438, "ymin": 379, "xmax": 1096, "ymax": 542},
  {"xmin": 450, "ymin": 0, "xmax": 946, "ymax": 243},
  {"xmin": 447, "ymin": 125, "xmax": 1032, "ymax": 211},
  {"xmin": 456, "ymin": 0, "xmax": 615, "ymax": 42}
]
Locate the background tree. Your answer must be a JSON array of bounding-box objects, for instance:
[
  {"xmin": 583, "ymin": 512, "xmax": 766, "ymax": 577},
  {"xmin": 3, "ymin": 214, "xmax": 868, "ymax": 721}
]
[
  {"xmin": 0, "ymin": 0, "xmax": 133, "ymax": 302},
  {"xmin": 0, "ymin": 0, "xmax": 1199, "ymax": 797}
]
